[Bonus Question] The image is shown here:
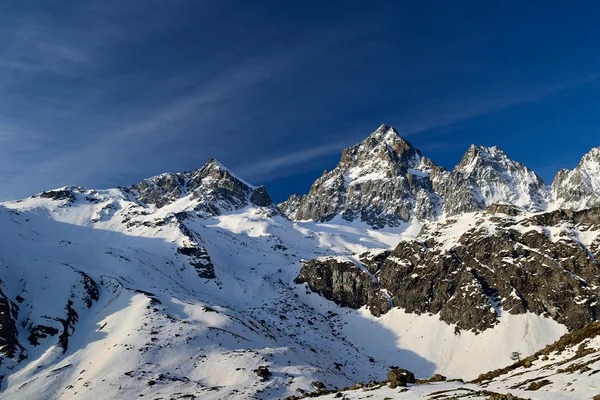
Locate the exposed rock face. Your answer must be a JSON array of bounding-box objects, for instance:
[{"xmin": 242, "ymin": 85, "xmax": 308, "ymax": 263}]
[
  {"xmin": 294, "ymin": 257, "xmax": 391, "ymax": 316},
  {"xmin": 281, "ymin": 125, "xmax": 441, "ymax": 228},
  {"xmin": 552, "ymin": 147, "xmax": 600, "ymax": 210},
  {"xmin": 297, "ymin": 206, "xmax": 600, "ymax": 332},
  {"xmin": 277, "ymin": 194, "xmax": 302, "ymax": 217},
  {"xmin": 25, "ymin": 270, "xmax": 100, "ymax": 353},
  {"xmin": 176, "ymin": 246, "xmax": 215, "ymax": 279},
  {"xmin": 173, "ymin": 212, "xmax": 216, "ymax": 279},
  {"xmin": 432, "ymin": 145, "xmax": 550, "ymax": 215},
  {"xmin": 37, "ymin": 188, "xmax": 78, "ymax": 203},
  {"xmin": 0, "ymin": 288, "xmax": 26, "ymax": 364},
  {"xmin": 130, "ymin": 158, "xmax": 276, "ymax": 216},
  {"xmin": 280, "ymin": 125, "xmax": 554, "ymax": 228}
]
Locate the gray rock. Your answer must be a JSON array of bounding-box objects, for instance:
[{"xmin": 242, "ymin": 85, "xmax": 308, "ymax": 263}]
[
  {"xmin": 297, "ymin": 206, "xmax": 600, "ymax": 332},
  {"xmin": 294, "ymin": 257, "xmax": 391, "ymax": 316},
  {"xmin": 129, "ymin": 158, "xmax": 277, "ymax": 217},
  {"xmin": 281, "ymin": 124, "xmax": 440, "ymax": 228}
]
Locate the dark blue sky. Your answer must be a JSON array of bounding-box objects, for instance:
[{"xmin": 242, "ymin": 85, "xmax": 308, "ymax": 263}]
[{"xmin": 1, "ymin": 1, "xmax": 599, "ymax": 203}]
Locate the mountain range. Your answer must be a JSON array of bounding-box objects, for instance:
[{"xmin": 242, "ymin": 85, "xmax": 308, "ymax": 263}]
[{"xmin": 0, "ymin": 124, "xmax": 599, "ymax": 399}]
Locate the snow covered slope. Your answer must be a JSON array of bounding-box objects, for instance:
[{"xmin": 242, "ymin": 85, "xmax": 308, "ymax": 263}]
[
  {"xmin": 0, "ymin": 177, "xmax": 572, "ymax": 399},
  {"xmin": 309, "ymin": 321, "xmax": 600, "ymax": 399},
  {"xmin": 0, "ymin": 180, "xmax": 427, "ymax": 399}
]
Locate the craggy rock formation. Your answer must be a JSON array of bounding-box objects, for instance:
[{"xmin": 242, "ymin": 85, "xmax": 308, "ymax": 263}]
[
  {"xmin": 431, "ymin": 145, "xmax": 549, "ymax": 215},
  {"xmin": 552, "ymin": 146, "xmax": 600, "ymax": 210},
  {"xmin": 280, "ymin": 125, "xmax": 442, "ymax": 228},
  {"xmin": 280, "ymin": 125, "xmax": 554, "ymax": 228},
  {"xmin": 294, "ymin": 257, "xmax": 391, "ymax": 316},
  {"xmin": 297, "ymin": 205, "xmax": 600, "ymax": 333},
  {"xmin": 0, "ymin": 288, "xmax": 26, "ymax": 362},
  {"xmin": 129, "ymin": 158, "xmax": 276, "ymax": 216}
]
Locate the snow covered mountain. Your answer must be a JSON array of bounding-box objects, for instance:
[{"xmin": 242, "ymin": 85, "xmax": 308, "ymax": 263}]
[
  {"xmin": 128, "ymin": 157, "xmax": 275, "ymax": 214},
  {"xmin": 552, "ymin": 146, "xmax": 600, "ymax": 210},
  {"xmin": 280, "ymin": 124, "xmax": 440, "ymax": 228},
  {"xmin": 0, "ymin": 125, "xmax": 599, "ymax": 399},
  {"xmin": 432, "ymin": 144, "xmax": 550, "ymax": 215},
  {"xmin": 281, "ymin": 125, "xmax": 596, "ymax": 228}
]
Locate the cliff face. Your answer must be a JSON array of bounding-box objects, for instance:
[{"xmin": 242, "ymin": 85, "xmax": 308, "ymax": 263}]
[{"xmin": 296, "ymin": 205, "xmax": 600, "ymax": 333}]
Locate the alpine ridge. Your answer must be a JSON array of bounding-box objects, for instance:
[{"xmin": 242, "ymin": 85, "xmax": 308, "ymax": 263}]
[
  {"xmin": 281, "ymin": 124, "xmax": 571, "ymax": 228},
  {"xmin": 0, "ymin": 124, "xmax": 598, "ymax": 400}
]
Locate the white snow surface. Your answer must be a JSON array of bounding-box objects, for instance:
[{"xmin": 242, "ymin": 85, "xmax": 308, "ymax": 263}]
[
  {"xmin": 0, "ymin": 185, "xmax": 575, "ymax": 399},
  {"xmin": 312, "ymin": 331, "xmax": 600, "ymax": 400}
]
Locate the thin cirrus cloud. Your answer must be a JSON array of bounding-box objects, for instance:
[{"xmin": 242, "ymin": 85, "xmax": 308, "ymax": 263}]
[
  {"xmin": 240, "ymin": 73, "xmax": 600, "ymax": 183},
  {"xmin": 0, "ymin": 7, "xmax": 357, "ymax": 201}
]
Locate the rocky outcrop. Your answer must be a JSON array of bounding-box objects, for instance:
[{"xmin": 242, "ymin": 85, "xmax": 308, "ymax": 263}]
[
  {"xmin": 0, "ymin": 288, "xmax": 26, "ymax": 364},
  {"xmin": 294, "ymin": 257, "xmax": 391, "ymax": 316},
  {"xmin": 129, "ymin": 158, "xmax": 276, "ymax": 216},
  {"xmin": 297, "ymin": 206, "xmax": 600, "ymax": 332},
  {"xmin": 32, "ymin": 186, "xmax": 86, "ymax": 203},
  {"xmin": 386, "ymin": 368, "xmax": 416, "ymax": 388},
  {"xmin": 173, "ymin": 212, "xmax": 216, "ymax": 279},
  {"xmin": 177, "ymin": 245, "xmax": 215, "ymax": 279}
]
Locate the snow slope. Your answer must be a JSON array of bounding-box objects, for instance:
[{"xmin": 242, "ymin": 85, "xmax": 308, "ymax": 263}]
[
  {"xmin": 0, "ymin": 177, "xmax": 582, "ymax": 399},
  {"xmin": 311, "ymin": 322, "xmax": 600, "ymax": 399}
]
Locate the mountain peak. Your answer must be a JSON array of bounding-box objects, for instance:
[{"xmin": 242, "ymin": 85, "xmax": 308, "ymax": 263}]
[
  {"xmin": 198, "ymin": 158, "xmax": 256, "ymax": 189},
  {"xmin": 439, "ymin": 145, "xmax": 549, "ymax": 215},
  {"xmin": 129, "ymin": 159, "xmax": 272, "ymax": 213},
  {"xmin": 455, "ymin": 145, "xmax": 518, "ymax": 175},
  {"xmin": 578, "ymin": 146, "xmax": 600, "ymax": 167},
  {"xmin": 365, "ymin": 124, "xmax": 413, "ymax": 149},
  {"xmin": 552, "ymin": 146, "xmax": 600, "ymax": 209},
  {"xmin": 281, "ymin": 124, "xmax": 436, "ymax": 227},
  {"xmin": 372, "ymin": 123, "xmax": 397, "ymax": 136}
]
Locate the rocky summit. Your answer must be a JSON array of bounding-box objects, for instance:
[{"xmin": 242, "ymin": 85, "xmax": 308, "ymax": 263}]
[
  {"xmin": 280, "ymin": 125, "xmax": 598, "ymax": 228},
  {"xmin": 129, "ymin": 157, "xmax": 276, "ymax": 215},
  {"xmin": 0, "ymin": 124, "xmax": 599, "ymax": 400},
  {"xmin": 280, "ymin": 124, "xmax": 441, "ymax": 228}
]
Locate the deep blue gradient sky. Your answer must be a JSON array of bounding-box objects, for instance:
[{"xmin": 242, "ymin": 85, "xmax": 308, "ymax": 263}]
[{"xmin": 1, "ymin": 1, "xmax": 599, "ymax": 203}]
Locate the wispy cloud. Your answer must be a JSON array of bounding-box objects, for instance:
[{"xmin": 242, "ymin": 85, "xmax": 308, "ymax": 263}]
[
  {"xmin": 238, "ymin": 74, "xmax": 600, "ymax": 182},
  {"xmin": 0, "ymin": 3, "xmax": 356, "ymax": 200},
  {"xmin": 393, "ymin": 74, "xmax": 600, "ymax": 137},
  {"xmin": 239, "ymin": 140, "xmax": 350, "ymax": 180}
]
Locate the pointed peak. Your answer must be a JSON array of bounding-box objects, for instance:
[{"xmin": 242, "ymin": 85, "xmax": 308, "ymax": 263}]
[
  {"xmin": 375, "ymin": 123, "xmax": 397, "ymax": 134},
  {"xmin": 369, "ymin": 124, "xmax": 401, "ymax": 139},
  {"xmin": 364, "ymin": 124, "xmax": 415, "ymax": 150},
  {"xmin": 460, "ymin": 145, "xmax": 508, "ymax": 164},
  {"xmin": 580, "ymin": 146, "xmax": 600, "ymax": 164},
  {"xmin": 198, "ymin": 158, "xmax": 256, "ymax": 189},
  {"xmin": 466, "ymin": 144, "xmax": 503, "ymax": 154},
  {"xmin": 203, "ymin": 157, "xmax": 227, "ymax": 170}
]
